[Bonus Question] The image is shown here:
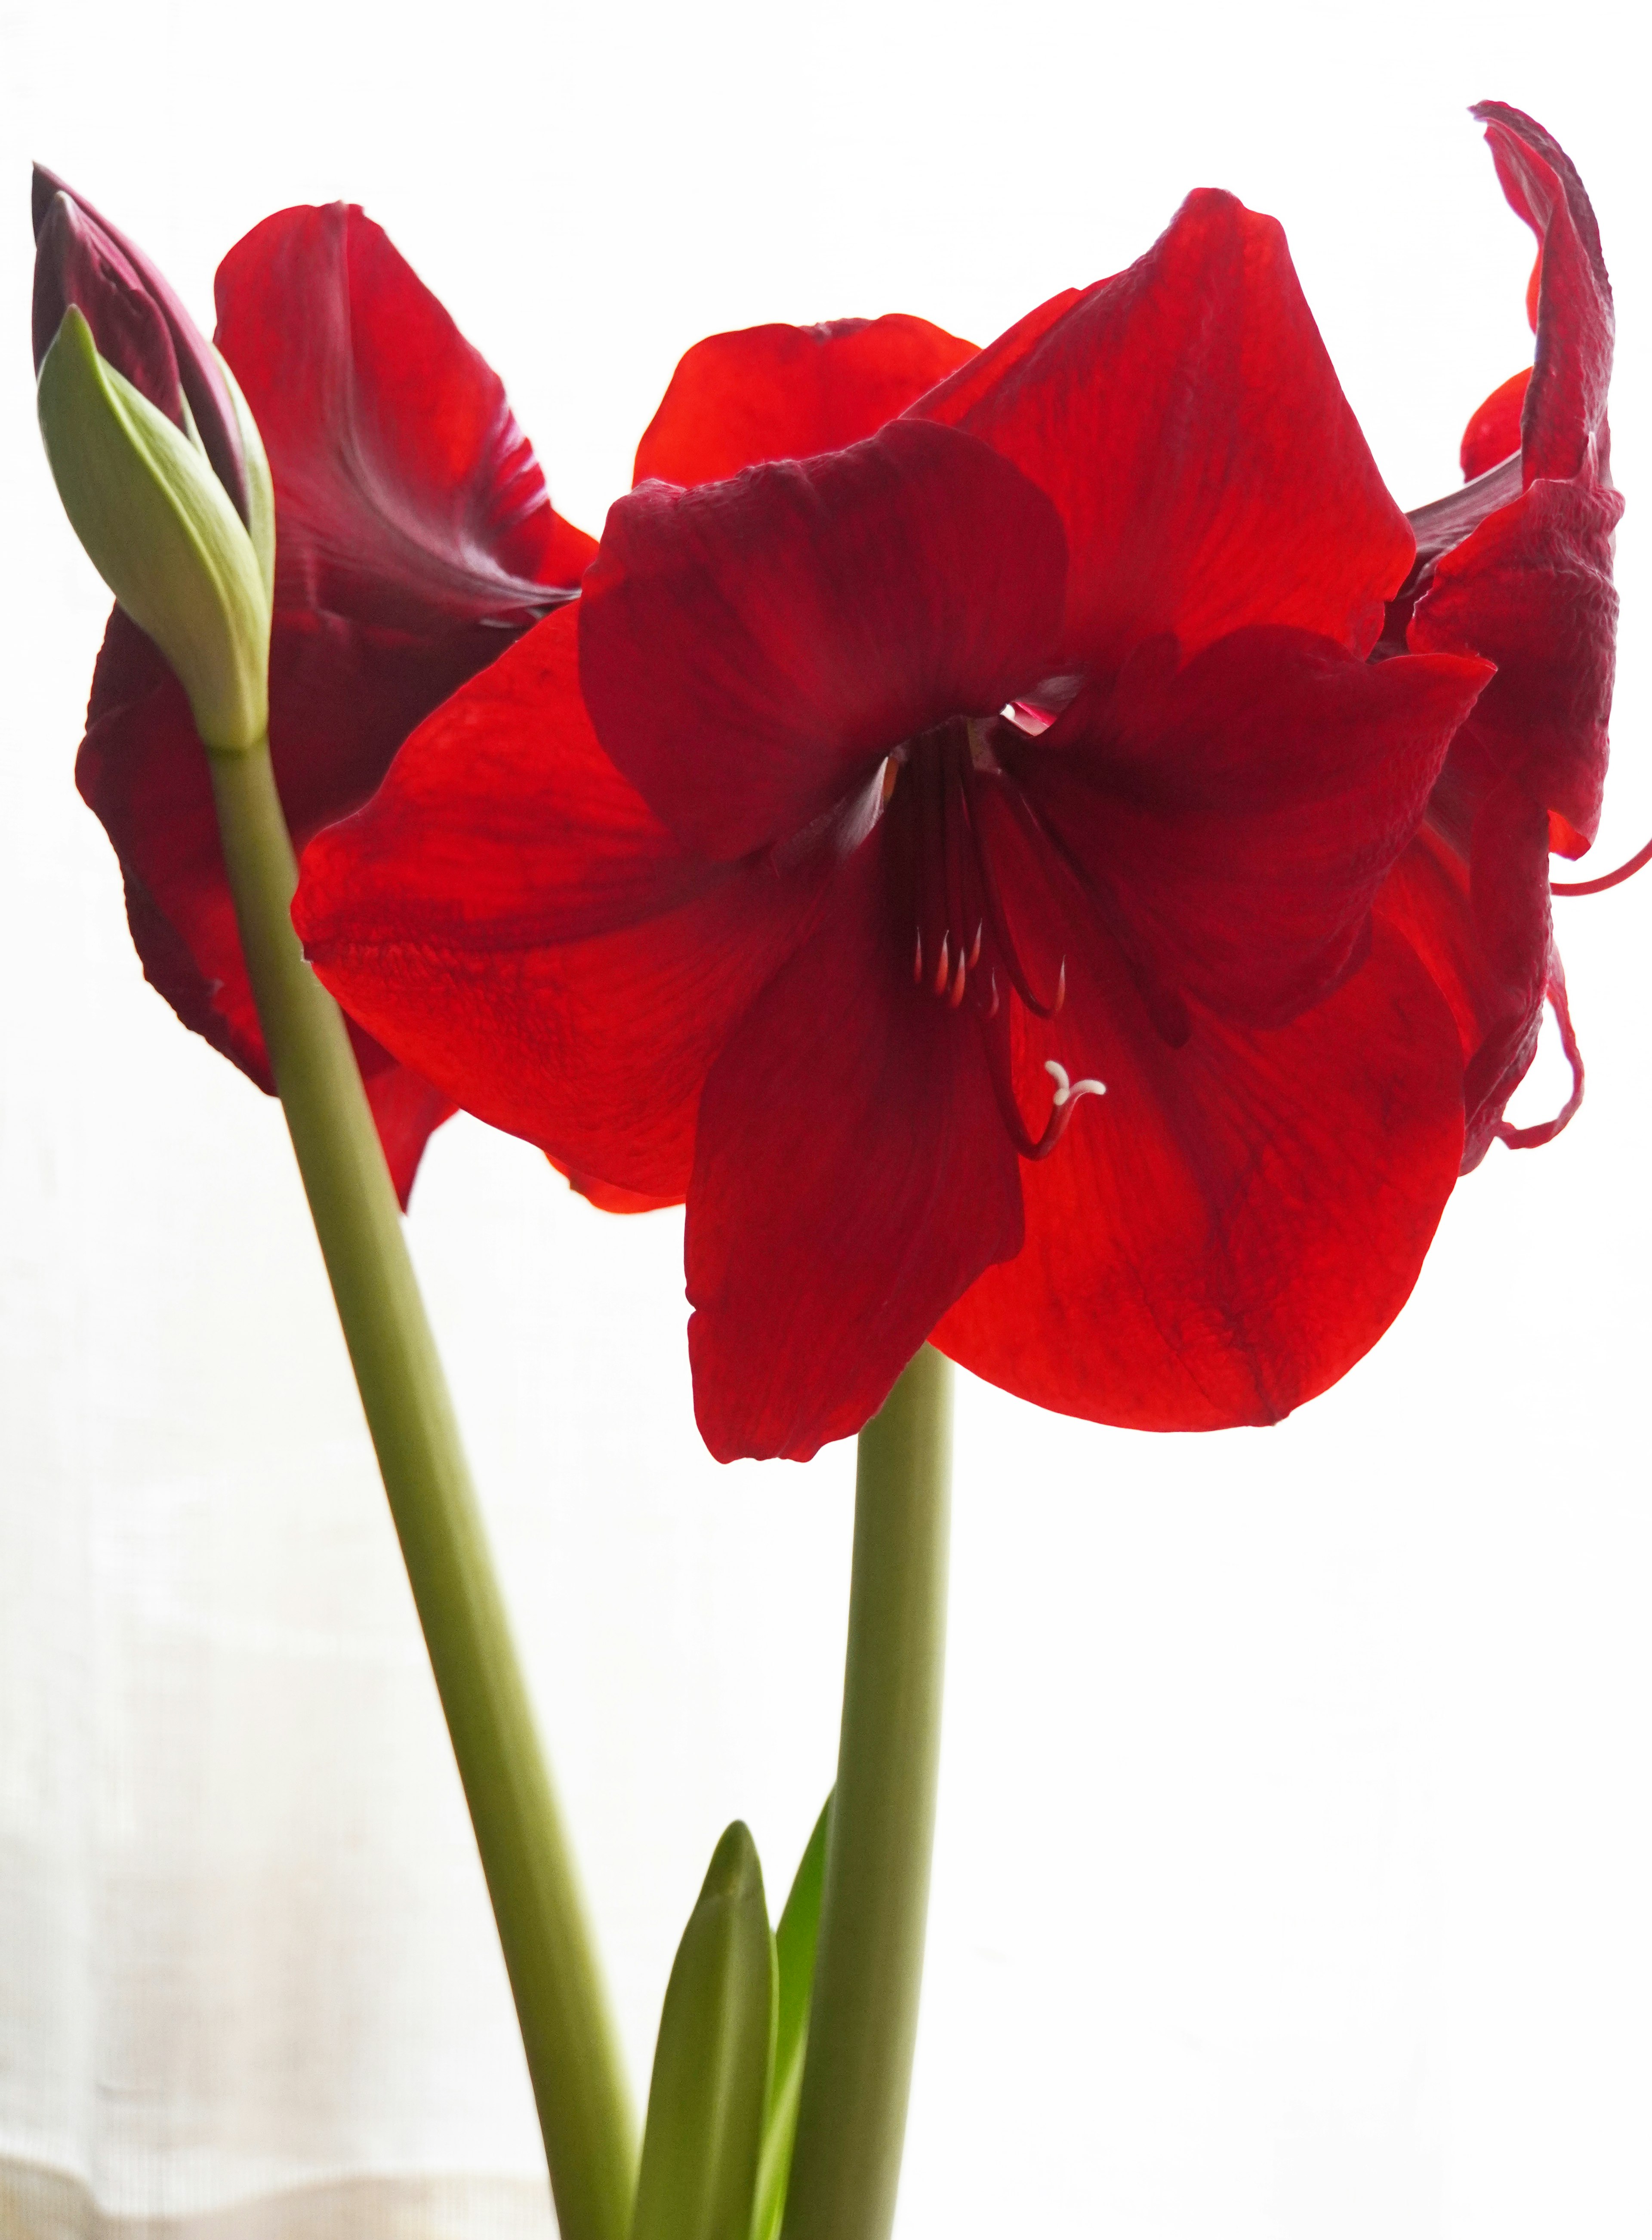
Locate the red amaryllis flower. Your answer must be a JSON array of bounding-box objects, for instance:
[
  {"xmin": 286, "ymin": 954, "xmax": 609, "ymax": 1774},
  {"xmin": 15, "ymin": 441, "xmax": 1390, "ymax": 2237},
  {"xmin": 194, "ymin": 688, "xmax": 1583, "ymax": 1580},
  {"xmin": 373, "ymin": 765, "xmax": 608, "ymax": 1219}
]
[
  {"xmin": 40, "ymin": 173, "xmax": 594, "ymax": 1204},
  {"xmin": 296, "ymin": 179, "xmax": 1498, "ymax": 1464},
  {"xmin": 1374, "ymin": 104, "xmax": 1622, "ymax": 1167}
]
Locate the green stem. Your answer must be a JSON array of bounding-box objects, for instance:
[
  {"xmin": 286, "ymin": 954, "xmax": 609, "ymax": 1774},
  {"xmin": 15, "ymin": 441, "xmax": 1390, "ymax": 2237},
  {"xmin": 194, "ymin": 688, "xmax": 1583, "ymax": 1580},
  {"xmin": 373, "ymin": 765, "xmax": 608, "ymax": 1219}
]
[
  {"xmin": 208, "ymin": 740, "xmax": 635, "ymax": 2240},
  {"xmin": 780, "ymin": 1345, "xmax": 953, "ymax": 2240}
]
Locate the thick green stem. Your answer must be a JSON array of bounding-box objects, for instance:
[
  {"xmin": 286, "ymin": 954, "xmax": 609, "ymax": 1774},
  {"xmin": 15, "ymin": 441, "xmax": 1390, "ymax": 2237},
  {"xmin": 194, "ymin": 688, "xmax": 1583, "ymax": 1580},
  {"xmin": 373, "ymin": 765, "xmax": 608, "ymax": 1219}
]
[
  {"xmin": 208, "ymin": 740, "xmax": 635, "ymax": 2240},
  {"xmin": 780, "ymin": 1345, "xmax": 953, "ymax": 2240}
]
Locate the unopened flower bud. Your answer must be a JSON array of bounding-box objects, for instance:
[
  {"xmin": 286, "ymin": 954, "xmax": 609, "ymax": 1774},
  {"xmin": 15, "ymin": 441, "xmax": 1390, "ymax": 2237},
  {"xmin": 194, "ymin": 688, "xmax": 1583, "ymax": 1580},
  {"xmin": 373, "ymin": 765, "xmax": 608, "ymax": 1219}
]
[
  {"xmin": 31, "ymin": 166, "xmax": 250, "ymax": 527},
  {"xmin": 38, "ymin": 304, "xmax": 270, "ymax": 753}
]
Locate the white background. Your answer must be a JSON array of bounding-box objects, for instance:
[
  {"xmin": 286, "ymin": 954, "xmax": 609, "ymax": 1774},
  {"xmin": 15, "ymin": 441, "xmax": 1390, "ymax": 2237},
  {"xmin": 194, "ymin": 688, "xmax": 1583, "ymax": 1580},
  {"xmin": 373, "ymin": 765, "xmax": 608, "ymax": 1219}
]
[{"xmin": 2, "ymin": 2, "xmax": 1648, "ymax": 2234}]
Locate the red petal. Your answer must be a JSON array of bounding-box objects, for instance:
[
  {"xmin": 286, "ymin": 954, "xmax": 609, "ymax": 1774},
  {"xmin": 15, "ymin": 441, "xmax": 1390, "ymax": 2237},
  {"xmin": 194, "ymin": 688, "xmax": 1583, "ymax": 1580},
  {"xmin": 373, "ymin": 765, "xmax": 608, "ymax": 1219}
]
[
  {"xmin": 77, "ymin": 606, "xmax": 501, "ymax": 1197},
  {"xmin": 216, "ymin": 203, "xmax": 595, "ymax": 632},
  {"xmin": 909, "ymin": 286, "xmax": 1085, "ymax": 429},
  {"xmin": 1460, "ymin": 368, "xmax": 1531, "ymax": 481},
  {"xmin": 1376, "ymin": 772, "xmax": 1555, "ymax": 1169},
  {"xmin": 296, "ymin": 606, "xmax": 831, "ymax": 1204},
  {"xmin": 579, "ymin": 417, "xmax": 1067, "ymax": 862},
  {"xmin": 933, "ymin": 918, "xmax": 1465, "ymax": 1429},
  {"xmin": 634, "ymin": 315, "xmax": 977, "ymax": 488},
  {"xmin": 1470, "ymin": 103, "xmax": 1613, "ymax": 485},
  {"xmin": 1022, "ymin": 627, "xmax": 1491, "ymax": 1028},
  {"xmin": 366, "ymin": 1070, "xmax": 460, "ymax": 1210},
  {"xmin": 684, "ymin": 825, "xmax": 1023, "ymax": 1463},
  {"xmin": 915, "ymin": 191, "xmax": 1413, "ymax": 667},
  {"xmin": 1409, "ymin": 475, "xmax": 1621, "ymax": 846}
]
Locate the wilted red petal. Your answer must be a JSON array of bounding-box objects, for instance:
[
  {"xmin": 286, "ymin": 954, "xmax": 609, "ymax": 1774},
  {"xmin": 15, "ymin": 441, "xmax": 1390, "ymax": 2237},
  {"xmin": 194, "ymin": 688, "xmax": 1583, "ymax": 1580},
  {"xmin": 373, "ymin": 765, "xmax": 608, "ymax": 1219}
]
[
  {"xmin": 634, "ymin": 314, "xmax": 977, "ymax": 488},
  {"xmin": 216, "ymin": 203, "xmax": 595, "ymax": 632},
  {"xmin": 685, "ymin": 825, "xmax": 1023, "ymax": 1463},
  {"xmin": 579, "ymin": 417, "xmax": 1067, "ymax": 861},
  {"xmin": 1460, "ymin": 368, "xmax": 1530, "ymax": 480},
  {"xmin": 296, "ymin": 607, "xmax": 832, "ymax": 1204},
  {"xmin": 1409, "ymin": 474, "xmax": 1621, "ymax": 846},
  {"xmin": 934, "ymin": 918, "xmax": 1465, "ymax": 1428},
  {"xmin": 916, "ymin": 190, "xmax": 1413, "ymax": 668},
  {"xmin": 1023, "ymin": 628, "xmax": 1491, "ymax": 1027},
  {"xmin": 1471, "ymin": 102, "xmax": 1613, "ymax": 484}
]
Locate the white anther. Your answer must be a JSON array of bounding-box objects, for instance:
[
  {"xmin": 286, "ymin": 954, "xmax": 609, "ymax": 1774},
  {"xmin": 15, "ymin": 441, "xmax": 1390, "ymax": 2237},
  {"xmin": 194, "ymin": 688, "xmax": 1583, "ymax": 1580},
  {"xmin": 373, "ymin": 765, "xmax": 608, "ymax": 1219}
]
[{"xmin": 1045, "ymin": 1059, "xmax": 1106, "ymax": 1107}]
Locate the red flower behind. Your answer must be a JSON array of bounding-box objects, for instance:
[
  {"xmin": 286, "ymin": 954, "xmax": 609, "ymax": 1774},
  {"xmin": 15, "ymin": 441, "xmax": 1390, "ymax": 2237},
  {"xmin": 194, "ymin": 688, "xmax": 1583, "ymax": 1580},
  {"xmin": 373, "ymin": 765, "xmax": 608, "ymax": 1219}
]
[
  {"xmin": 62, "ymin": 193, "xmax": 595, "ymax": 1204},
  {"xmin": 297, "ymin": 182, "xmax": 1495, "ymax": 1462},
  {"xmin": 1374, "ymin": 104, "xmax": 1621, "ymax": 1166}
]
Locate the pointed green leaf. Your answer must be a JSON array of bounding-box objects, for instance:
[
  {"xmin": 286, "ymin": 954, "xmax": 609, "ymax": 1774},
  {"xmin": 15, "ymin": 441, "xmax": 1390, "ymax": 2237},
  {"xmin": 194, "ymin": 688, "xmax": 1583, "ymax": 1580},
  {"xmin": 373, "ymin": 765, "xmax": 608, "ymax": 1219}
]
[
  {"xmin": 633, "ymin": 1821, "xmax": 777, "ymax": 2240},
  {"xmin": 751, "ymin": 1796, "xmax": 832, "ymax": 2240},
  {"xmin": 37, "ymin": 304, "xmax": 269, "ymax": 753}
]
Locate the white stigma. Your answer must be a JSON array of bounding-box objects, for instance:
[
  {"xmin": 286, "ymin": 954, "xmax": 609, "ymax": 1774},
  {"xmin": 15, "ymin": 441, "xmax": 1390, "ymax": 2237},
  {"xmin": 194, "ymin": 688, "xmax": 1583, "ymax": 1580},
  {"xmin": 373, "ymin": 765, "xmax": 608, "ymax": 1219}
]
[{"xmin": 1045, "ymin": 1059, "xmax": 1106, "ymax": 1107}]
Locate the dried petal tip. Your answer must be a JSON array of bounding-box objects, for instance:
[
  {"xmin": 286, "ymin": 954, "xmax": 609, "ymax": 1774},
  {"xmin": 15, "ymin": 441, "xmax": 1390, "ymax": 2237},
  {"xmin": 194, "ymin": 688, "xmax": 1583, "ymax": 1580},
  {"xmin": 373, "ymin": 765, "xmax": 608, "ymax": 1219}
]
[
  {"xmin": 31, "ymin": 163, "xmax": 250, "ymax": 524},
  {"xmin": 38, "ymin": 305, "xmax": 269, "ymax": 753}
]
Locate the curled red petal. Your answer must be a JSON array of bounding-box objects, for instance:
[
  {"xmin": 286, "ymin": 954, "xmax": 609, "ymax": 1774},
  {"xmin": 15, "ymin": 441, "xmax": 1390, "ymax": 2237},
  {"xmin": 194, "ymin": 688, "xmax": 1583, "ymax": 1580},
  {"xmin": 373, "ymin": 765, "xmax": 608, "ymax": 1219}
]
[
  {"xmin": 634, "ymin": 314, "xmax": 977, "ymax": 488},
  {"xmin": 685, "ymin": 824, "xmax": 1023, "ymax": 1464},
  {"xmin": 579, "ymin": 416, "xmax": 1067, "ymax": 861},
  {"xmin": 917, "ymin": 189, "xmax": 1413, "ymax": 666},
  {"xmin": 1410, "ymin": 474, "xmax": 1621, "ymax": 847},
  {"xmin": 296, "ymin": 606, "xmax": 832, "ymax": 1204},
  {"xmin": 1460, "ymin": 368, "xmax": 1531, "ymax": 481},
  {"xmin": 1471, "ymin": 102, "xmax": 1613, "ymax": 485},
  {"xmin": 1024, "ymin": 627, "xmax": 1491, "ymax": 1029},
  {"xmin": 933, "ymin": 918, "xmax": 1465, "ymax": 1429},
  {"xmin": 216, "ymin": 203, "xmax": 594, "ymax": 632}
]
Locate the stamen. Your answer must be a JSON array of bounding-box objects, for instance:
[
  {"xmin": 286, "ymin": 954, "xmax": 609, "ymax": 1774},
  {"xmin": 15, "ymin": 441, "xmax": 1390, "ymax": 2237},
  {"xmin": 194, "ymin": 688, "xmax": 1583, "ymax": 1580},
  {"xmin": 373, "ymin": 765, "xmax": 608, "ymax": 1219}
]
[
  {"xmin": 1044, "ymin": 1059, "xmax": 1106, "ymax": 1106},
  {"xmin": 913, "ymin": 928, "xmax": 924, "ymax": 985},
  {"xmin": 949, "ymin": 949, "xmax": 967, "ymax": 1008},
  {"xmin": 968, "ymin": 921, "xmax": 982, "ymax": 970},
  {"xmin": 933, "ymin": 931, "xmax": 950, "ymax": 997}
]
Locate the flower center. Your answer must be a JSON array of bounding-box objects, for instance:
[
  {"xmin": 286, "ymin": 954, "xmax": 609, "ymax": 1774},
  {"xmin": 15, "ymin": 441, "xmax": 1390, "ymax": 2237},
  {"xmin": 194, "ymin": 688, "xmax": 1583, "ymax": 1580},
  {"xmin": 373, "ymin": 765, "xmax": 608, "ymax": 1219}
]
[{"xmin": 888, "ymin": 716, "xmax": 1105, "ymax": 1160}]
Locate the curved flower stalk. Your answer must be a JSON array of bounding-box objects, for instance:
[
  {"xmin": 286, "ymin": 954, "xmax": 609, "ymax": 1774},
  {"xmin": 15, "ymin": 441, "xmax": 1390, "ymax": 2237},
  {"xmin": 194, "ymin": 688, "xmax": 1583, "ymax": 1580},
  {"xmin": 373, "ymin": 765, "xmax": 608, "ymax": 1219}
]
[
  {"xmin": 1374, "ymin": 104, "xmax": 1622, "ymax": 1161},
  {"xmin": 37, "ymin": 173, "xmax": 595, "ymax": 1202},
  {"xmin": 298, "ymin": 169, "xmax": 1496, "ymax": 1464}
]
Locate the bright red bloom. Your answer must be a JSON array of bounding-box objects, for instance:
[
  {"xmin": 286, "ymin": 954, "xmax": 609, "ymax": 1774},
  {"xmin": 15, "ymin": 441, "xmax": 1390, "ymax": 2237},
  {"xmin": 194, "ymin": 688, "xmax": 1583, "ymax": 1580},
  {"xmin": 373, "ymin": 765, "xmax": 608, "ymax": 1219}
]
[
  {"xmin": 297, "ymin": 182, "xmax": 1500, "ymax": 1463},
  {"xmin": 1374, "ymin": 105, "xmax": 1621, "ymax": 1166},
  {"xmin": 52, "ymin": 186, "xmax": 594, "ymax": 1203}
]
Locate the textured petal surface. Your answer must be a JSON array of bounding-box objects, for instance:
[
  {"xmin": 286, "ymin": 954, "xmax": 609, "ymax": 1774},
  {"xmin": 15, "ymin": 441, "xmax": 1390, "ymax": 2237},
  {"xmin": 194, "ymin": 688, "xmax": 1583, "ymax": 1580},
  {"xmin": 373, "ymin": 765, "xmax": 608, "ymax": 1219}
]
[
  {"xmin": 581, "ymin": 418, "xmax": 1067, "ymax": 861},
  {"xmin": 216, "ymin": 203, "xmax": 595, "ymax": 632},
  {"xmin": 77, "ymin": 610, "xmax": 484, "ymax": 1203},
  {"xmin": 684, "ymin": 826, "xmax": 1024, "ymax": 1462},
  {"xmin": 1409, "ymin": 474, "xmax": 1621, "ymax": 846},
  {"xmin": 296, "ymin": 607, "xmax": 831, "ymax": 1204},
  {"xmin": 1024, "ymin": 629, "xmax": 1490, "ymax": 1028},
  {"xmin": 934, "ymin": 917, "xmax": 1466, "ymax": 1429},
  {"xmin": 1472, "ymin": 101, "xmax": 1613, "ymax": 484},
  {"xmin": 634, "ymin": 314, "xmax": 977, "ymax": 487},
  {"xmin": 917, "ymin": 191, "xmax": 1414, "ymax": 668}
]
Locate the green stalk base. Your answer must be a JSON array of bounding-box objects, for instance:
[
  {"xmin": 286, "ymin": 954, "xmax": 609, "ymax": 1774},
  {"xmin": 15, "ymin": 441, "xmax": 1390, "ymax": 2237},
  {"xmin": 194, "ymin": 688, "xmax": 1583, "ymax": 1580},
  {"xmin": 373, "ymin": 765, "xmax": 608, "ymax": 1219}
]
[{"xmin": 781, "ymin": 1345, "xmax": 953, "ymax": 2240}]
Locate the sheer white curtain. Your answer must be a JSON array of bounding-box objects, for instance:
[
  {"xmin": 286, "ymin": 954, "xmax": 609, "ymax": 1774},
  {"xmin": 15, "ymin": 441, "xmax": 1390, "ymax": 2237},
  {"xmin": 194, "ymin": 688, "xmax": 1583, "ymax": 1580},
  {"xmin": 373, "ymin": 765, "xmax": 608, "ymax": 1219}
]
[{"xmin": 4, "ymin": 3, "xmax": 1650, "ymax": 2234}]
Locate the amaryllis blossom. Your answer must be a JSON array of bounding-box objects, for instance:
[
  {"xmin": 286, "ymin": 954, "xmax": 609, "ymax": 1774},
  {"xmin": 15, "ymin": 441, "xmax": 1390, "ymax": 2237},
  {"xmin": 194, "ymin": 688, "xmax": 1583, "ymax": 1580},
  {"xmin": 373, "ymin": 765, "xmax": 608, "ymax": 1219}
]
[
  {"xmin": 41, "ymin": 173, "xmax": 594, "ymax": 1203},
  {"xmin": 296, "ymin": 171, "xmax": 1505, "ymax": 1464},
  {"xmin": 1375, "ymin": 103, "xmax": 1621, "ymax": 1166}
]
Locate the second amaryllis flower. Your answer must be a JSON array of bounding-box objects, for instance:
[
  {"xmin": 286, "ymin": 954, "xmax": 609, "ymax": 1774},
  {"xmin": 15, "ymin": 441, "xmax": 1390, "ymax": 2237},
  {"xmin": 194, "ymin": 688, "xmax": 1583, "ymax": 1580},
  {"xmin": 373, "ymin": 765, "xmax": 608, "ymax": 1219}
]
[{"xmin": 296, "ymin": 182, "xmax": 1492, "ymax": 1463}]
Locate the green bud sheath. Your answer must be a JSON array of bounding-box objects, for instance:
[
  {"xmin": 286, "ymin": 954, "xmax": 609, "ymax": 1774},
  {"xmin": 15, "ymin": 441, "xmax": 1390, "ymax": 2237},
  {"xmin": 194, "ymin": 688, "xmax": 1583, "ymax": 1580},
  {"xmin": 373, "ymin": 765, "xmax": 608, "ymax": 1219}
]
[
  {"xmin": 751, "ymin": 1799, "xmax": 832, "ymax": 2240},
  {"xmin": 634, "ymin": 1823, "xmax": 777, "ymax": 2240},
  {"xmin": 37, "ymin": 303, "xmax": 270, "ymax": 753},
  {"xmin": 213, "ymin": 345, "xmax": 276, "ymax": 606}
]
